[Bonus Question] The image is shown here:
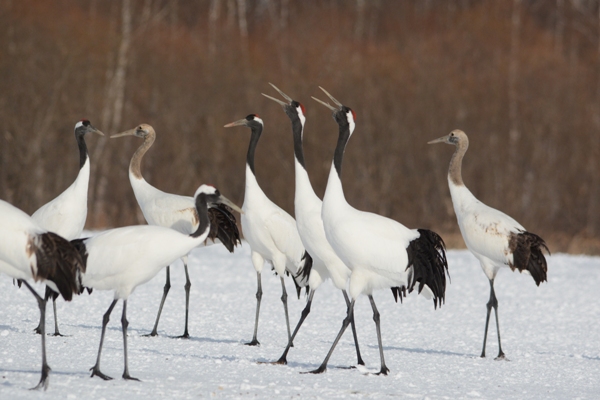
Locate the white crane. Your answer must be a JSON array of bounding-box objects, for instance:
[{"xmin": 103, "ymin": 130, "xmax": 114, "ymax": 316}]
[
  {"xmin": 224, "ymin": 114, "xmax": 311, "ymax": 346},
  {"xmin": 73, "ymin": 185, "xmax": 242, "ymax": 381},
  {"xmin": 309, "ymin": 88, "xmax": 449, "ymax": 375},
  {"xmin": 428, "ymin": 129, "xmax": 549, "ymax": 360},
  {"xmin": 111, "ymin": 124, "xmax": 241, "ymax": 338},
  {"xmin": 261, "ymin": 83, "xmax": 364, "ymax": 366},
  {"xmin": 0, "ymin": 199, "xmax": 84, "ymax": 390},
  {"xmin": 31, "ymin": 119, "xmax": 103, "ymax": 336}
]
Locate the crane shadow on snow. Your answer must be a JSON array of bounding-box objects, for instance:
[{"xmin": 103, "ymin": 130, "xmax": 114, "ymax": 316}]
[{"xmin": 381, "ymin": 345, "xmax": 476, "ymax": 359}]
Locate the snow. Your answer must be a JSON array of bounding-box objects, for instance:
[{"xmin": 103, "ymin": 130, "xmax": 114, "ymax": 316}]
[{"xmin": 0, "ymin": 243, "xmax": 599, "ymax": 399}]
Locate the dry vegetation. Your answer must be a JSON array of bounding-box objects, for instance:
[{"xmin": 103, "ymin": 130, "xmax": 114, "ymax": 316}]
[{"xmin": 1, "ymin": 0, "xmax": 599, "ymax": 253}]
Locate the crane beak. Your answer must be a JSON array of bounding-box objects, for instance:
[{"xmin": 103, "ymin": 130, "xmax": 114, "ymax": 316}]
[
  {"xmin": 217, "ymin": 194, "xmax": 244, "ymax": 214},
  {"xmin": 268, "ymin": 82, "xmax": 294, "ymax": 102},
  {"xmin": 318, "ymin": 86, "xmax": 343, "ymax": 107},
  {"xmin": 110, "ymin": 128, "xmax": 137, "ymax": 138},
  {"xmin": 262, "ymin": 93, "xmax": 288, "ymax": 107},
  {"xmin": 311, "ymin": 96, "xmax": 337, "ymax": 111},
  {"xmin": 427, "ymin": 135, "xmax": 449, "ymax": 145},
  {"xmin": 223, "ymin": 119, "xmax": 248, "ymax": 128},
  {"xmin": 88, "ymin": 124, "xmax": 105, "ymax": 137}
]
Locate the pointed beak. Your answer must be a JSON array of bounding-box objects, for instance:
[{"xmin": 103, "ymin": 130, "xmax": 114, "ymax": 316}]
[
  {"xmin": 224, "ymin": 119, "xmax": 248, "ymax": 128},
  {"xmin": 311, "ymin": 96, "xmax": 337, "ymax": 111},
  {"xmin": 89, "ymin": 124, "xmax": 105, "ymax": 137},
  {"xmin": 262, "ymin": 93, "xmax": 288, "ymax": 107},
  {"xmin": 110, "ymin": 128, "xmax": 137, "ymax": 139},
  {"xmin": 318, "ymin": 86, "xmax": 343, "ymax": 107},
  {"xmin": 427, "ymin": 135, "xmax": 449, "ymax": 145},
  {"xmin": 217, "ymin": 194, "xmax": 244, "ymax": 214},
  {"xmin": 268, "ymin": 82, "xmax": 293, "ymax": 102}
]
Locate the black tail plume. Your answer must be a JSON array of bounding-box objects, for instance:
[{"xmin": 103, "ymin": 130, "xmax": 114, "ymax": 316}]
[
  {"xmin": 33, "ymin": 232, "xmax": 84, "ymax": 301},
  {"xmin": 406, "ymin": 229, "xmax": 449, "ymax": 309},
  {"xmin": 207, "ymin": 204, "xmax": 241, "ymax": 252},
  {"xmin": 509, "ymin": 231, "xmax": 549, "ymax": 286},
  {"xmin": 292, "ymin": 251, "xmax": 313, "ymax": 299}
]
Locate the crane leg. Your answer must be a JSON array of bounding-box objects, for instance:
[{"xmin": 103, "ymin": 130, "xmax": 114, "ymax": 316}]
[
  {"xmin": 50, "ymin": 293, "xmax": 63, "ymax": 336},
  {"xmin": 280, "ymin": 277, "xmax": 293, "ymax": 347},
  {"xmin": 273, "ymin": 289, "xmax": 315, "ymax": 364},
  {"xmin": 145, "ymin": 266, "xmax": 171, "ymax": 337},
  {"xmin": 369, "ymin": 295, "xmax": 390, "ymax": 375},
  {"xmin": 22, "ymin": 281, "xmax": 50, "ymax": 390},
  {"xmin": 303, "ymin": 299, "xmax": 355, "ymax": 374},
  {"xmin": 245, "ymin": 272, "xmax": 262, "ymax": 346},
  {"xmin": 33, "ymin": 286, "xmax": 52, "ymax": 335},
  {"xmin": 481, "ymin": 279, "xmax": 505, "ymax": 359},
  {"xmin": 344, "ymin": 290, "xmax": 365, "ymax": 366},
  {"xmin": 121, "ymin": 300, "xmax": 140, "ymax": 381},
  {"xmin": 90, "ymin": 299, "xmax": 118, "ymax": 380},
  {"xmin": 176, "ymin": 261, "xmax": 191, "ymax": 339}
]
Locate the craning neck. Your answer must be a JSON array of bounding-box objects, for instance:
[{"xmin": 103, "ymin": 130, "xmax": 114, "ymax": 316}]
[
  {"xmin": 448, "ymin": 139, "xmax": 468, "ymax": 186},
  {"xmin": 129, "ymin": 130, "xmax": 156, "ymax": 180},
  {"xmin": 76, "ymin": 131, "xmax": 89, "ymax": 169},
  {"xmin": 291, "ymin": 116, "xmax": 306, "ymax": 169},
  {"xmin": 246, "ymin": 123, "xmax": 262, "ymax": 175},
  {"xmin": 333, "ymin": 120, "xmax": 351, "ymax": 178},
  {"xmin": 191, "ymin": 195, "xmax": 210, "ymax": 238}
]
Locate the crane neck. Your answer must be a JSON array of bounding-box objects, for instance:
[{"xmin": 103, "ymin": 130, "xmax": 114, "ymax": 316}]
[
  {"xmin": 448, "ymin": 140, "xmax": 468, "ymax": 186},
  {"xmin": 190, "ymin": 194, "xmax": 210, "ymax": 238},
  {"xmin": 246, "ymin": 123, "xmax": 262, "ymax": 175},
  {"xmin": 333, "ymin": 121, "xmax": 351, "ymax": 178},
  {"xmin": 129, "ymin": 131, "xmax": 155, "ymax": 180},
  {"xmin": 291, "ymin": 118, "xmax": 306, "ymax": 169},
  {"xmin": 75, "ymin": 131, "xmax": 89, "ymax": 169}
]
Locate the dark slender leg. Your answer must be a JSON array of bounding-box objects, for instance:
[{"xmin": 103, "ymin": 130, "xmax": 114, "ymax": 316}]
[
  {"xmin": 343, "ymin": 290, "xmax": 365, "ymax": 366},
  {"xmin": 145, "ymin": 266, "xmax": 171, "ymax": 337},
  {"xmin": 33, "ymin": 286, "xmax": 52, "ymax": 335},
  {"xmin": 368, "ymin": 295, "xmax": 390, "ymax": 375},
  {"xmin": 246, "ymin": 272, "xmax": 262, "ymax": 346},
  {"xmin": 272, "ymin": 290, "xmax": 315, "ymax": 364},
  {"xmin": 50, "ymin": 294, "xmax": 63, "ymax": 336},
  {"xmin": 22, "ymin": 281, "xmax": 50, "ymax": 390},
  {"xmin": 121, "ymin": 300, "xmax": 140, "ymax": 381},
  {"xmin": 481, "ymin": 278, "xmax": 505, "ymax": 359},
  {"xmin": 90, "ymin": 299, "xmax": 118, "ymax": 380},
  {"xmin": 280, "ymin": 277, "xmax": 292, "ymax": 346},
  {"xmin": 304, "ymin": 299, "xmax": 355, "ymax": 374},
  {"xmin": 176, "ymin": 261, "xmax": 191, "ymax": 339}
]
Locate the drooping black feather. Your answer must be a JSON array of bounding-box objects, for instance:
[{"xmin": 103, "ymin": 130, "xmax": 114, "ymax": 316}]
[
  {"xmin": 405, "ymin": 229, "xmax": 449, "ymax": 309},
  {"xmin": 508, "ymin": 231, "xmax": 549, "ymax": 286},
  {"xmin": 34, "ymin": 232, "xmax": 84, "ymax": 301},
  {"xmin": 206, "ymin": 204, "xmax": 241, "ymax": 252},
  {"xmin": 70, "ymin": 237, "xmax": 91, "ymax": 294},
  {"xmin": 292, "ymin": 251, "xmax": 313, "ymax": 299}
]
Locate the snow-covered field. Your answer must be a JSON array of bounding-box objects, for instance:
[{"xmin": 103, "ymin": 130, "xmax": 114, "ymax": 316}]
[{"xmin": 0, "ymin": 242, "xmax": 598, "ymax": 399}]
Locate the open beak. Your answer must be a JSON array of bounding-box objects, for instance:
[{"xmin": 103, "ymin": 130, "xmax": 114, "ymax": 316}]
[
  {"xmin": 261, "ymin": 82, "xmax": 294, "ymax": 107},
  {"xmin": 110, "ymin": 128, "xmax": 137, "ymax": 139},
  {"xmin": 224, "ymin": 119, "xmax": 248, "ymax": 128},
  {"xmin": 427, "ymin": 135, "xmax": 449, "ymax": 145},
  {"xmin": 217, "ymin": 194, "xmax": 244, "ymax": 214},
  {"xmin": 311, "ymin": 87, "xmax": 342, "ymax": 111}
]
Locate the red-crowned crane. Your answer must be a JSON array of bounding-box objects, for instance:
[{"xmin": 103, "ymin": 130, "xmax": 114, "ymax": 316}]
[
  {"xmin": 428, "ymin": 129, "xmax": 549, "ymax": 359},
  {"xmin": 0, "ymin": 199, "xmax": 84, "ymax": 390},
  {"xmin": 31, "ymin": 119, "xmax": 103, "ymax": 336},
  {"xmin": 73, "ymin": 185, "xmax": 242, "ymax": 381},
  {"xmin": 261, "ymin": 83, "xmax": 364, "ymax": 367},
  {"xmin": 309, "ymin": 87, "xmax": 448, "ymax": 375},
  {"xmin": 111, "ymin": 124, "xmax": 240, "ymax": 338},
  {"xmin": 224, "ymin": 114, "xmax": 312, "ymax": 346}
]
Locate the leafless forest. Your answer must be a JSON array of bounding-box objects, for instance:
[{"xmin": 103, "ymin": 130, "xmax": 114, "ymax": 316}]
[{"xmin": 0, "ymin": 0, "xmax": 599, "ymax": 253}]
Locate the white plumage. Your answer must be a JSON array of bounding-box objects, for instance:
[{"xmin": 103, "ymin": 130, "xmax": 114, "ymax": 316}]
[
  {"xmin": 111, "ymin": 124, "xmax": 240, "ymax": 338},
  {"xmin": 429, "ymin": 129, "xmax": 549, "ymax": 359},
  {"xmin": 224, "ymin": 114, "xmax": 310, "ymax": 346},
  {"xmin": 261, "ymin": 83, "xmax": 363, "ymax": 366},
  {"xmin": 75, "ymin": 185, "xmax": 242, "ymax": 381},
  {"xmin": 30, "ymin": 119, "xmax": 103, "ymax": 335},
  {"xmin": 310, "ymin": 88, "xmax": 448, "ymax": 375},
  {"xmin": 0, "ymin": 199, "xmax": 84, "ymax": 390}
]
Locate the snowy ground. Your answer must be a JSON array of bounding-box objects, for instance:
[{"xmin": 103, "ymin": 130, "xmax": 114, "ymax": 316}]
[{"xmin": 0, "ymin": 241, "xmax": 598, "ymax": 399}]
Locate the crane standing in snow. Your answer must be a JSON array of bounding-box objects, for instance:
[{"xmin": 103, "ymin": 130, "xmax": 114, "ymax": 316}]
[
  {"xmin": 261, "ymin": 83, "xmax": 364, "ymax": 366},
  {"xmin": 428, "ymin": 129, "xmax": 549, "ymax": 359},
  {"xmin": 310, "ymin": 88, "xmax": 449, "ymax": 375},
  {"xmin": 224, "ymin": 114, "xmax": 311, "ymax": 347}
]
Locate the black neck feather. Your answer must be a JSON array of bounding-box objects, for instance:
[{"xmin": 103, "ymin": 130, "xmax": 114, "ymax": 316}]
[
  {"xmin": 246, "ymin": 123, "xmax": 262, "ymax": 175},
  {"xmin": 291, "ymin": 118, "xmax": 306, "ymax": 169},
  {"xmin": 333, "ymin": 121, "xmax": 350, "ymax": 177},
  {"xmin": 76, "ymin": 131, "xmax": 88, "ymax": 169},
  {"xmin": 191, "ymin": 195, "xmax": 210, "ymax": 238}
]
